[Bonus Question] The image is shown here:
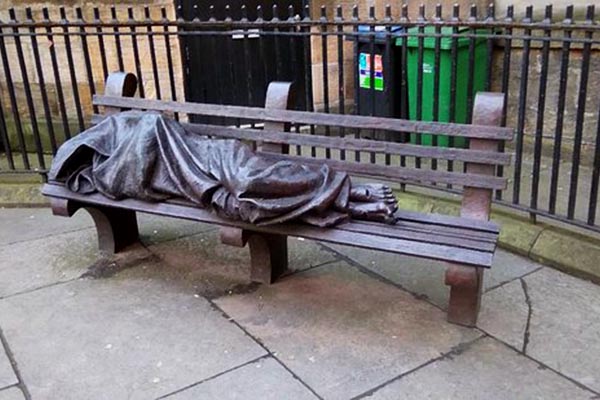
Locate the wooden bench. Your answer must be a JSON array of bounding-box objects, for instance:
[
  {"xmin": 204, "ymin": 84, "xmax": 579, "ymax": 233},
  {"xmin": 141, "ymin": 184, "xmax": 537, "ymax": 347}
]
[{"xmin": 42, "ymin": 72, "xmax": 512, "ymax": 327}]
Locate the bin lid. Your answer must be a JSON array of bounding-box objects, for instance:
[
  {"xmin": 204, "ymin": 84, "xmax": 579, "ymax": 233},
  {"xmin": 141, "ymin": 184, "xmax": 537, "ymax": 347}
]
[
  {"xmin": 395, "ymin": 26, "xmax": 490, "ymax": 49},
  {"xmin": 345, "ymin": 25, "xmax": 405, "ymax": 43}
]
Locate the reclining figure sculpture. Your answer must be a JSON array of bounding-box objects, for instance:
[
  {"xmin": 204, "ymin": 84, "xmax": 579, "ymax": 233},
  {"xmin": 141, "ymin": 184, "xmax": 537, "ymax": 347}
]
[{"xmin": 49, "ymin": 111, "xmax": 398, "ymax": 227}]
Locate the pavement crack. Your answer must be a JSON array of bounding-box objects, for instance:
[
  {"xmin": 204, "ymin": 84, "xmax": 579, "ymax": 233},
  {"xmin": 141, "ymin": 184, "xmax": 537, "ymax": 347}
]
[
  {"xmin": 0, "ymin": 326, "xmax": 32, "ymax": 400},
  {"xmin": 350, "ymin": 335, "xmax": 486, "ymax": 400},
  {"xmin": 206, "ymin": 299, "xmax": 325, "ymax": 400},
  {"xmin": 520, "ymin": 277, "xmax": 533, "ymax": 354}
]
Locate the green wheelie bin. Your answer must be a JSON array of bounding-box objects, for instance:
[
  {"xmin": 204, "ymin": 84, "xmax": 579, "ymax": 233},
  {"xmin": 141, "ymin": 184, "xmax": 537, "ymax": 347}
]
[{"xmin": 397, "ymin": 26, "xmax": 490, "ymax": 148}]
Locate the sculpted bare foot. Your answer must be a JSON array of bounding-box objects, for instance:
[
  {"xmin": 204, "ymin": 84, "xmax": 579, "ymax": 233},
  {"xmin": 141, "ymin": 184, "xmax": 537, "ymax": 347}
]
[
  {"xmin": 350, "ymin": 183, "xmax": 396, "ymax": 203},
  {"xmin": 347, "ymin": 183, "xmax": 398, "ymax": 224}
]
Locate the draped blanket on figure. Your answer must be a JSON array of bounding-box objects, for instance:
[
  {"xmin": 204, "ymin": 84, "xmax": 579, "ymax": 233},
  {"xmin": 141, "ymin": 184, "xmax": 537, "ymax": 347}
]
[{"xmin": 49, "ymin": 111, "xmax": 352, "ymax": 227}]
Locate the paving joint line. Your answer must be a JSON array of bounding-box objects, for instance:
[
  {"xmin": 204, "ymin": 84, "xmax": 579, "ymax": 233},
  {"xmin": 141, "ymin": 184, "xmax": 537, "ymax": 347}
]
[
  {"xmin": 483, "ymin": 266, "xmax": 544, "ymax": 294},
  {"xmin": 0, "ymin": 226, "xmax": 93, "ymax": 249},
  {"xmin": 0, "ymin": 278, "xmax": 78, "ymax": 301},
  {"xmin": 318, "ymin": 243, "xmax": 446, "ymax": 312},
  {"xmin": 206, "ymin": 299, "xmax": 325, "ymax": 400},
  {"xmin": 0, "ymin": 326, "xmax": 31, "ymax": 400},
  {"xmin": 478, "ymin": 328, "xmax": 600, "ymax": 397},
  {"xmin": 350, "ymin": 335, "xmax": 487, "ymax": 400},
  {"xmin": 519, "ymin": 277, "xmax": 533, "ymax": 354},
  {"xmin": 0, "ymin": 383, "xmax": 19, "ymax": 392},
  {"xmin": 154, "ymin": 354, "xmax": 271, "ymax": 399}
]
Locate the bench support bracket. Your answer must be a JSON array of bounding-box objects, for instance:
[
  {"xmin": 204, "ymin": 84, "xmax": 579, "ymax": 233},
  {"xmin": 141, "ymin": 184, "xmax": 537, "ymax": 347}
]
[
  {"xmin": 50, "ymin": 198, "xmax": 139, "ymax": 255},
  {"xmin": 219, "ymin": 227, "xmax": 288, "ymax": 284}
]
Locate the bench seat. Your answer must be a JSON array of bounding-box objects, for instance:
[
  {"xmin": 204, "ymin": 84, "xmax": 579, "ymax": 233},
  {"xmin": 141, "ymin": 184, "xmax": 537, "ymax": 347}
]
[{"xmin": 42, "ymin": 182, "xmax": 499, "ymax": 268}]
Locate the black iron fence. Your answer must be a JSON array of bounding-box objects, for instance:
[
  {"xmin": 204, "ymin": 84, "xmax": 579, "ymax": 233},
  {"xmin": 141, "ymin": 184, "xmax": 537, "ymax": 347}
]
[{"xmin": 0, "ymin": 3, "xmax": 599, "ymax": 235}]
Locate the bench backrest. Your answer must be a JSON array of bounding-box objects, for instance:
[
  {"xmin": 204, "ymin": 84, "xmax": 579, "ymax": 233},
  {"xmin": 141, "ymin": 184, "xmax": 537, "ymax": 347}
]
[{"xmin": 92, "ymin": 72, "xmax": 512, "ymax": 222}]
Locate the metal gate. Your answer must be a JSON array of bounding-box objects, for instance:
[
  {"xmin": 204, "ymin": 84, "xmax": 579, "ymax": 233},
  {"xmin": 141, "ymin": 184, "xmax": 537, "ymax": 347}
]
[{"xmin": 177, "ymin": 0, "xmax": 308, "ymax": 121}]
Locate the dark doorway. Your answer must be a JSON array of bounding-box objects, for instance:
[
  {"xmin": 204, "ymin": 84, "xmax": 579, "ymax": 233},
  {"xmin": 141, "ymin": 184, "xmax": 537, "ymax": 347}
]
[{"xmin": 177, "ymin": 0, "xmax": 308, "ymax": 123}]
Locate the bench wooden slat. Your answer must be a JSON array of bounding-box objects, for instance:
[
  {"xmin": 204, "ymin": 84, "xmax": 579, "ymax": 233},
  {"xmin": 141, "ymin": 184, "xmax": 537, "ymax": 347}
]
[
  {"xmin": 336, "ymin": 221, "xmax": 496, "ymax": 252},
  {"xmin": 92, "ymin": 95, "xmax": 514, "ymax": 140},
  {"xmin": 179, "ymin": 123, "xmax": 511, "ymax": 166},
  {"xmin": 260, "ymin": 152, "xmax": 507, "ymax": 190},
  {"xmin": 42, "ymin": 183, "xmax": 495, "ymax": 267}
]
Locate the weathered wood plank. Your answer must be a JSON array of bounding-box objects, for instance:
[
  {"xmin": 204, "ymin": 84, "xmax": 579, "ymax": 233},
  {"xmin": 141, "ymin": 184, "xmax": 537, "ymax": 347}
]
[
  {"xmin": 260, "ymin": 152, "xmax": 507, "ymax": 190},
  {"xmin": 42, "ymin": 183, "xmax": 495, "ymax": 267},
  {"xmin": 93, "ymin": 95, "xmax": 514, "ymax": 140},
  {"xmin": 181, "ymin": 123, "xmax": 511, "ymax": 166},
  {"xmin": 336, "ymin": 221, "xmax": 496, "ymax": 252}
]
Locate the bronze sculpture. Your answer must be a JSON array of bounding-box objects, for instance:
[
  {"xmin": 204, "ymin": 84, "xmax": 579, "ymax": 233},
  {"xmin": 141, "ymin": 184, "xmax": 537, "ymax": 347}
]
[{"xmin": 49, "ymin": 111, "xmax": 398, "ymax": 227}]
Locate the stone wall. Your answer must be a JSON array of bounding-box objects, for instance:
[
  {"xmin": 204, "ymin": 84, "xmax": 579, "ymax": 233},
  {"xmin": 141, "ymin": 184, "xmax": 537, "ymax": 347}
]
[{"xmin": 0, "ymin": 1, "xmax": 183, "ymax": 153}]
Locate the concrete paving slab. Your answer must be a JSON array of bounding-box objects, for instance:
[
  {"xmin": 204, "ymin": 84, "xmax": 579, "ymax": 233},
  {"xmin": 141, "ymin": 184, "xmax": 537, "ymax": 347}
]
[
  {"xmin": 0, "ymin": 208, "xmax": 93, "ymax": 246},
  {"xmin": 366, "ymin": 337, "xmax": 595, "ymax": 400},
  {"xmin": 166, "ymin": 357, "xmax": 318, "ymax": 400},
  {"xmin": 148, "ymin": 232, "xmax": 337, "ymax": 297},
  {"xmin": 479, "ymin": 268, "xmax": 600, "ymax": 392},
  {"xmin": 0, "ymin": 344, "xmax": 17, "ymax": 389},
  {"xmin": 0, "ymin": 388, "xmax": 25, "ymax": 400},
  {"xmin": 215, "ymin": 262, "xmax": 480, "ymax": 400},
  {"xmin": 479, "ymin": 278, "xmax": 529, "ymax": 351},
  {"xmin": 0, "ymin": 228, "xmax": 99, "ymax": 298},
  {"xmin": 327, "ymin": 244, "xmax": 540, "ymax": 309},
  {"xmin": 0, "ymin": 263, "xmax": 266, "ymax": 400}
]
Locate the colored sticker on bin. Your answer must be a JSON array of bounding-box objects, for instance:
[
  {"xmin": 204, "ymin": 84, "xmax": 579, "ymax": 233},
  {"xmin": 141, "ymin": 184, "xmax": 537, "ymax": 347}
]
[
  {"xmin": 374, "ymin": 54, "xmax": 384, "ymax": 91},
  {"xmin": 359, "ymin": 53, "xmax": 370, "ymax": 89}
]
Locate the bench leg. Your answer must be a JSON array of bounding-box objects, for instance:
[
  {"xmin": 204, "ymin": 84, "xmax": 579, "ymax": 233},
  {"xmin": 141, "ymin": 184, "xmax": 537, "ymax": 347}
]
[
  {"xmin": 248, "ymin": 233, "xmax": 288, "ymax": 285},
  {"xmin": 445, "ymin": 264, "xmax": 483, "ymax": 327},
  {"xmin": 86, "ymin": 207, "xmax": 139, "ymax": 254},
  {"xmin": 50, "ymin": 198, "xmax": 139, "ymax": 255}
]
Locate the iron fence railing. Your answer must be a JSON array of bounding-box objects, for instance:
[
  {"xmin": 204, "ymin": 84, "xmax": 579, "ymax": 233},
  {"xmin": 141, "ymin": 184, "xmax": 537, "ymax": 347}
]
[{"xmin": 0, "ymin": 3, "xmax": 599, "ymax": 235}]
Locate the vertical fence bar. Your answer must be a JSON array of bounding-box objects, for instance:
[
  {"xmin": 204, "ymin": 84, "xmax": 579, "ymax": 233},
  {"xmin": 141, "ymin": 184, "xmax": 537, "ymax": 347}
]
[
  {"xmin": 336, "ymin": 5, "xmax": 346, "ymax": 161},
  {"xmin": 320, "ymin": 6, "xmax": 331, "ymax": 159},
  {"xmin": 257, "ymin": 6, "xmax": 270, "ymax": 103},
  {"xmin": 0, "ymin": 90, "xmax": 12, "ymax": 169},
  {"xmin": 415, "ymin": 5, "xmax": 425, "ymax": 169},
  {"xmin": 76, "ymin": 8, "xmax": 98, "ymax": 114},
  {"xmin": 383, "ymin": 4, "xmax": 392, "ymax": 165},
  {"xmin": 43, "ymin": 8, "xmax": 71, "ymax": 141},
  {"xmin": 446, "ymin": 4, "xmax": 460, "ymax": 186},
  {"xmin": 243, "ymin": 5, "xmax": 254, "ymax": 110},
  {"xmin": 145, "ymin": 6, "xmax": 162, "ymax": 100},
  {"xmin": 588, "ymin": 101, "xmax": 600, "ymax": 225},
  {"xmin": 484, "ymin": 4, "xmax": 495, "ymax": 91},
  {"xmin": 128, "ymin": 7, "xmax": 145, "ymax": 98},
  {"xmin": 567, "ymin": 5, "xmax": 594, "ymax": 220},
  {"xmin": 161, "ymin": 7, "xmax": 178, "ymax": 119},
  {"xmin": 530, "ymin": 5, "xmax": 552, "ymax": 222},
  {"xmin": 512, "ymin": 5, "xmax": 533, "ymax": 205},
  {"xmin": 352, "ymin": 5, "xmax": 360, "ymax": 162},
  {"xmin": 465, "ymin": 5, "xmax": 477, "ymax": 124},
  {"xmin": 93, "ymin": 8, "xmax": 109, "ymax": 81},
  {"xmin": 273, "ymin": 5, "xmax": 283, "ymax": 81},
  {"xmin": 496, "ymin": 5, "xmax": 514, "ymax": 200},
  {"xmin": 224, "ymin": 5, "xmax": 237, "ymax": 111},
  {"xmin": 60, "ymin": 7, "xmax": 85, "ymax": 132},
  {"xmin": 302, "ymin": 4, "xmax": 316, "ymax": 157},
  {"xmin": 9, "ymin": 8, "xmax": 45, "ymax": 169},
  {"xmin": 288, "ymin": 5, "xmax": 301, "ymax": 154},
  {"xmin": 399, "ymin": 4, "xmax": 408, "ymax": 178},
  {"xmin": 549, "ymin": 6, "xmax": 573, "ymax": 215},
  {"xmin": 0, "ymin": 18, "xmax": 29, "ymax": 169},
  {"xmin": 368, "ymin": 5, "xmax": 376, "ymax": 164},
  {"xmin": 207, "ymin": 5, "xmax": 224, "ymax": 114},
  {"xmin": 111, "ymin": 6, "xmax": 125, "ymax": 72},
  {"xmin": 431, "ymin": 4, "xmax": 442, "ymax": 174},
  {"xmin": 27, "ymin": 7, "xmax": 57, "ymax": 155}
]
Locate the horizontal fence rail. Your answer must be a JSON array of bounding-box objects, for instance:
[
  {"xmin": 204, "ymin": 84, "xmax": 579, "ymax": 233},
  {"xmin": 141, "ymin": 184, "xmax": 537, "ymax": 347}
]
[{"xmin": 0, "ymin": 3, "xmax": 599, "ymax": 236}]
